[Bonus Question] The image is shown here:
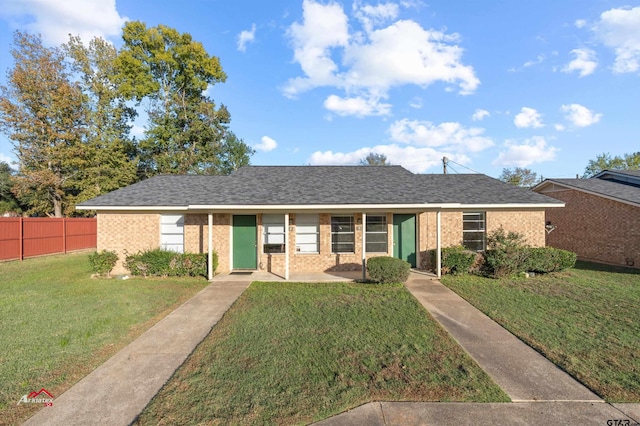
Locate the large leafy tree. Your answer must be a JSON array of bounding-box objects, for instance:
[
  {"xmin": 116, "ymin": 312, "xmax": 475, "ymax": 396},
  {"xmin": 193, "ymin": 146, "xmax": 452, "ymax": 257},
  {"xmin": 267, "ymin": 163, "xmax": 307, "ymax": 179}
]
[
  {"xmin": 115, "ymin": 21, "xmax": 252, "ymax": 176},
  {"xmin": 64, "ymin": 35, "xmax": 138, "ymax": 212},
  {"xmin": 0, "ymin": 31, "xmax": 85, "ymax": 217},
  {"xmin": 499, "ymin": 167, "xmax": 538, "ymax": 187},
  {"xmin": 359, "ymin": 152, "xmax": 390, "ymax": 166},
  {"xmin": 583, "ymin": 152, "xmax": 640, "ymax": 178}
]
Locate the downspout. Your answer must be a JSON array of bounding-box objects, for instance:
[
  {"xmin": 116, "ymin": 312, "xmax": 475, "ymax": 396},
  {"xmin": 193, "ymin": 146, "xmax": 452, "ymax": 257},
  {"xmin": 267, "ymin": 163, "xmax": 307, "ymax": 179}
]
[
  {"xmin": 362, "ymin": 212, "xmax": 367, "ymax": 281},
  {"xmin": 208, "ymin": 213, "xmax": 213, "ymax": 281},
  {"xmin": 284, "ymin": 213, "xmax": 289, "ymax": 280},
  {"xmin": 436, "ymin": 210, "xmax": 442, "ymax": 279}
]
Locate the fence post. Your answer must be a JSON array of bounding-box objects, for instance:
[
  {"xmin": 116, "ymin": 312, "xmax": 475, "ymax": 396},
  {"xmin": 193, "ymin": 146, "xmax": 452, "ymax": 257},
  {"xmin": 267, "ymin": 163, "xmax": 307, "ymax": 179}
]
[
  {"xmin": 63, "ymin": 218, "xmax": 67, "ymax": 254},
  {"xmin": 19, "ymin": 217, "xmax": 23, "ymax": 261}
]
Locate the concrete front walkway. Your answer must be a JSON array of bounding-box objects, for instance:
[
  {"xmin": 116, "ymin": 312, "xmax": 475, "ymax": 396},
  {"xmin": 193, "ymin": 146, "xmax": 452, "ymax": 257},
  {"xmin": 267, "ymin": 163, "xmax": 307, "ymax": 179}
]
[{"xmin": 24, "ymin": 280, "xmax": 250, "ymax": 426}]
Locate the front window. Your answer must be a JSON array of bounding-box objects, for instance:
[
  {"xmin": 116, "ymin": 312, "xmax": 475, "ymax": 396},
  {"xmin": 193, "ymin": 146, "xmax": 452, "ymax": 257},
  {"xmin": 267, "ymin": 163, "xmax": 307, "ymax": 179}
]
[
  {"xmin": 463, "ymin": 212, "xmax": 486, "ymax": 252},
  {"xmin": 331, "ymin": 216, "xmax": 354, "ymax": 253},
  {"xmin": 295, "ymin": 214, "xmax": 319, "ymax": 253},
  {"xmin": 262, "ymin": 214, "xmax": 285, "ymax": 254},
  {"xmin": 160, "ymin": 214, "xmax": 184, "ymax": 253},
  {"xmin": 366, "ymin": 215, "xmax": 388, "ymax": 253}
]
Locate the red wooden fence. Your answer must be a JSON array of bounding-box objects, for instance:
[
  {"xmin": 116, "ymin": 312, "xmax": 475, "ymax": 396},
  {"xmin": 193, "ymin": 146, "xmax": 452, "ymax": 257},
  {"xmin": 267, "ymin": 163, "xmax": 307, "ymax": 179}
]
[{"xmin": 0, "ymin": 218, "xmax": 97, "ymax": 261}]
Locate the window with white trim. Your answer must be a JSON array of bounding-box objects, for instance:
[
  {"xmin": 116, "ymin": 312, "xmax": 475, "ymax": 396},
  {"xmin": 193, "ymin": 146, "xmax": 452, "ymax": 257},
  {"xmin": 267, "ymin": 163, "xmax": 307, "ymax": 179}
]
[
  {"xmin": 366, "ymin": 215, "xmax": 388, "ymax": 253},
  {"xmin": 463, "ymin": 212, "xmax": 486, "ymax": 252},
  {"xmin": 160, "ymin": 214, "xmax": 184, "ymax": 253},
  {"xmin": 262, "ymin": 214, "xmax": 285, "ymax": 254},
  {"xmin": 331, "ymin": 216, "xmax": 354, "ymax": 253},
  {"xmin": 295, "ymin": 214, "xmax": 319, "ymax": 253}
]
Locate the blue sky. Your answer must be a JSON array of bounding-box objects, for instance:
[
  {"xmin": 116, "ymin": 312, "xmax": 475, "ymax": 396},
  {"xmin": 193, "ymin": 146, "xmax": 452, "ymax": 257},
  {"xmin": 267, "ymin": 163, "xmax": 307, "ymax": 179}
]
[{"xmin": 0, "ymin": 0, "xmax": 639, "ymax": 178}]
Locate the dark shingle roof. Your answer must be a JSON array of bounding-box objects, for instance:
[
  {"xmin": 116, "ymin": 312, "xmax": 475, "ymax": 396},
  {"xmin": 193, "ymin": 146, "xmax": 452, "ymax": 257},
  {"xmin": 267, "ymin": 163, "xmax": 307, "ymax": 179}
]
[
  {"xmin": 539, "ymin": 178, "xmax": 640, "ymax": 206},
  {"xmin": 77, "ymin": 165, "xmax": 562, "ymax": 208}
]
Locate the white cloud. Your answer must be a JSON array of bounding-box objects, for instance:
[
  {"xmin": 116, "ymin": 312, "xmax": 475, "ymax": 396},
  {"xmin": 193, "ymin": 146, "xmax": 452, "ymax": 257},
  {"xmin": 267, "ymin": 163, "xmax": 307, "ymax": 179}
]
[
  {"xmin": 508, "ymin": 54, "xmax": 545, "ymax": 72},
  {"xmin": 324, "ymin": 94, "xmax": 391, "ymax": 117},
  {"xmin": 0, "ymin": 152, "xmax": 16, "ymax": 167},
  {"xmin": 0, "ymin": 0, "xmax": 127, "ymax": 45},
  {"xmin": 561, "ymin": 103, "xmax": 602, "ymax": 127},
  {"xmin": 254, "ymin": 136, "xmax": 278, "ymax": 152},
  {"xmin": 562, "ymin": 48, "xmax": 598, "ymax": 77},
  {"xmin": 514, "ymin": 107, "xmax": 544, "ymax": 128},
  {"xmin": 237, "ymin": 24, "xmax": 256, "ymax": 52},
  {"xmin": 471, "ymin": 109, "xmax": 490, "ymax": 121},
  {"xmin": 409, "ymin": 96, "xmax": 423, "ymax": 109},
  {"xmin": 575, "ymin": 19, "xmax": 587, "ymax": 29},
  {"xmin": 554, "ymin": 124, "xmax": 565, "ymax": 131},
  {"xmin": 284, "ymin": 0, "xmax": 479, "ymax": 115},
  {"xmin": 388, "ymin": 119, "xmax": 494, "ymax": 153},
  {"xmin": 593, "ymin": 6, "xmax": 640, "ymax": 73},
  {"xmin": 493, "ymin": 137, "xmax": 558, "ymax": 167},
  {"xmin": 308, "ymin": 144, "xmax": 468, "ymax": 173}
]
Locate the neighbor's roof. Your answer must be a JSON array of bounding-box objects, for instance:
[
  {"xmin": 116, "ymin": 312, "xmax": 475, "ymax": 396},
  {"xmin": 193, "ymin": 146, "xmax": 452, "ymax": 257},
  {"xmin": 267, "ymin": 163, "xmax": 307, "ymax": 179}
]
[
  {"xmin": 76, "ymin": 165, "xmax": 563, "ymax": 210},
  {"xmin": 533, "ymin": 176, "xmax": 640, "ymax": 207}
]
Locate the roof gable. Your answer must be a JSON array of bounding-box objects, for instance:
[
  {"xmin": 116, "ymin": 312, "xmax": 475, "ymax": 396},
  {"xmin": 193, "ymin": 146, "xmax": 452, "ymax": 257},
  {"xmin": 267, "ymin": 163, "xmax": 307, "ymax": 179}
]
[{"xmin": 534, "ymin": 177, "xmax": 640, "ymax": 207}]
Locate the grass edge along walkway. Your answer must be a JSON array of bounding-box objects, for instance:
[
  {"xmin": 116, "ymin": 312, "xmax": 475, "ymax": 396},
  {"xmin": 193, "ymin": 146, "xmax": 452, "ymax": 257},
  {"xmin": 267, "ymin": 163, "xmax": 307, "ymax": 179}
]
[{"xmin": 136, "ymin": 281, "xmax": 509, "ymax": 425}]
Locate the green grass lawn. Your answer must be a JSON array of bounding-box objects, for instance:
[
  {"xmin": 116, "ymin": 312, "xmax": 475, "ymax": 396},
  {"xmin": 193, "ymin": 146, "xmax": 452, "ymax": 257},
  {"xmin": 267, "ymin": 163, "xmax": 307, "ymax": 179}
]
[
  {"xmin": 136, "ymin": 281, "xmax": 508, "ymax": 425},
  {"xmin": 441, "ymin": 261, "xmax": 640, "ymax": 402},
  {"xmin": 0, "ymin": 252, "xmax": 209, "ymax": 425}
]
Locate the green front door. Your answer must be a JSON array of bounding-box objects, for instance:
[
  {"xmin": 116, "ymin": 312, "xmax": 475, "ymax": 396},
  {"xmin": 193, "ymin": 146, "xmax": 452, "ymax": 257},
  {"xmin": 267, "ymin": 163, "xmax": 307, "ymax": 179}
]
[
  {"xmin": 393, "ymin": 214, "xmax": 416, "ymax": 268},
  {"xmin": 233, "ymin": 215, "xmax": 257, "ymax": 269}
]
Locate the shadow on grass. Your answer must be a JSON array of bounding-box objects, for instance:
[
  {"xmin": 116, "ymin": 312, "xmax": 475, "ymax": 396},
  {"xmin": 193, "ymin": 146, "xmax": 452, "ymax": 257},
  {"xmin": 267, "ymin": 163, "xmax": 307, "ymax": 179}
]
[{"xmin": 573, "ymin": 260, "xmax": 640, "ymax": 275}]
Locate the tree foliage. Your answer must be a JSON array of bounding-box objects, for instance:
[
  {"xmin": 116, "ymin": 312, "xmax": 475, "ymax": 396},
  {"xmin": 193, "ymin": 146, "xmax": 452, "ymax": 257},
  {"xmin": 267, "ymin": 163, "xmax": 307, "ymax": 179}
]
[
  {"xmin": 64, "ymin": 35, "xmax": 139, "ymax": 213},
  {"xmin": 499, "ymin": 167, "xmax": 538, "ymax": 187},
  {"xmin": 359, "ymin": 152, "xmax": 390, "ymax": 166},
  {"xmin": 0, "ymin": 162, "xmax": 22, "ymax": 215},
  {"xmin": 0, "ymin": 32, "xmax": 85, "ymax": 217},
  {"xmin": 583, "ymin": 152, "xmax": 640, "ymax": 178},
  {"xmin": 115, "ymin": 21, "xmax": 251, "ymax": 176}
]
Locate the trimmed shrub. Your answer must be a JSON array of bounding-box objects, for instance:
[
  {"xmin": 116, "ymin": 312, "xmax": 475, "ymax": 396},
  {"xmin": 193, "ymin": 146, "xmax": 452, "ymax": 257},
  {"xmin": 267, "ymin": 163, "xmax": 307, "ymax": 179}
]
[
  {"xmin": 484, "ymin": 227, "xmax": 530, "ymax": 278},
  {"xmin": 526, "ymin": 247, "xmax": 576, "ymax": 273},
  {"xmin": 88, "ymin": 250, "xmax": 118, "ymax": 277},
  {"xmin": 367, "ymin": 256, "xmax": 411, "ymax": 283},
  {"xmin": 440, "ymin": 246, "xmax": 477, "ymax": 275},
  {"xmin": 124, "ymin": 249, "xmax": 216, "ymax": 278}
]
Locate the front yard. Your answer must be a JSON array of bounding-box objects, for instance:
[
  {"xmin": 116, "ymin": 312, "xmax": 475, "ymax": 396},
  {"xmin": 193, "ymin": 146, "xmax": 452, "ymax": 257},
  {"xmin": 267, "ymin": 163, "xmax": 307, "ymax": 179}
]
[
  {"xmin": 0, "ymin": 253, "xmax": 209, "ymax": 425},
  {"xmin": 442, "ymin": 261, "xmax": 640, "ymax": 402},
  {"xmin": 136, "ymin": 281, "xmax": 508, "ymax": 425}
]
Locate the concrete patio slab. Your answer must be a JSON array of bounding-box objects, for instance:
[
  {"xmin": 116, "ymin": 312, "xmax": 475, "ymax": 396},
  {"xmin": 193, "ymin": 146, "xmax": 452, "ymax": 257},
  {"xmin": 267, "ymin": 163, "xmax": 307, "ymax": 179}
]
[{"xmin": 24, "ymin": 280, "xmax": 250, "ymax": 426}]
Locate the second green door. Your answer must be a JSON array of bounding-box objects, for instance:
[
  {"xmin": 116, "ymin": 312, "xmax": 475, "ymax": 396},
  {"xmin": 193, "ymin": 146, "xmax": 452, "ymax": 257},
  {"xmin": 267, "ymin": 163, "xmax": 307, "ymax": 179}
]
[{"xmin": 232, "ymin": 215, "xmax": 257, "ymax": 269}]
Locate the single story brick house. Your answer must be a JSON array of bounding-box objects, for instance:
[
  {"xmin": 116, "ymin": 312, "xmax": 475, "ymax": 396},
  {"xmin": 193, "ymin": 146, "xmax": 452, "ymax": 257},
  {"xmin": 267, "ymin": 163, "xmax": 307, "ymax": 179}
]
[
  {"xmin": 533, "ymin": 169, "xmax": 640, "ymax": 268},
  {"xmin": 77, "ymin": 165, "xmax": 563, "ymax": 279}
]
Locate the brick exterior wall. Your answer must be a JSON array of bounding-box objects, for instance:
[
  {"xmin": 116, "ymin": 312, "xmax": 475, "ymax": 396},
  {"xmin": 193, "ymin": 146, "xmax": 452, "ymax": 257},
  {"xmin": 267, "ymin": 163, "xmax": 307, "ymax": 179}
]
[
  {"xmin": 98, "ymin": 209, "xmax": 547, "ymax": 275},
  {"xmin": 544, "ymin": 189, "xmax": 640, "ymax": 268},
  {"xmin": 97, "ymin": 212, "xmax": 159, "ymax": 275}
]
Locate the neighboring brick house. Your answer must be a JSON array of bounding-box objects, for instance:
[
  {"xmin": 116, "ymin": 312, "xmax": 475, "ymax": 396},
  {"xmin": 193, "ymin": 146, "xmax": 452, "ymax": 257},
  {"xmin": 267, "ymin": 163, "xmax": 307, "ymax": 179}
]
[
  {"xmin": 533, "ymin": 169, "xmax": 640, "ymax": 268},
  {"xmin": 77, "ymin": 165, "xmax": 563, "ymax": 279}
]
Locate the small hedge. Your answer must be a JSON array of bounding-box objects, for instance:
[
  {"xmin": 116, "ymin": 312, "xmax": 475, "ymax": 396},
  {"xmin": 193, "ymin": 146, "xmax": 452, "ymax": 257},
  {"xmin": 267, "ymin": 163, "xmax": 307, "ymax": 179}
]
[
  {"xmin": 367, "ymin": 256, "xmax": 411, "ymax": 283},
  {"xmin": 526, "ymin": 247, "xmax": 576, "ymax": 273},
  {"xmin": 124, "ymin": 249, "xmax": 216, "ymax": 278},
  {"xmin": 88, "ymin": 250, "xmax": 118, "ymax": 277},
  {"xmin": 441, "ymin": 246, "xmax": 477, "ymax": 275}
]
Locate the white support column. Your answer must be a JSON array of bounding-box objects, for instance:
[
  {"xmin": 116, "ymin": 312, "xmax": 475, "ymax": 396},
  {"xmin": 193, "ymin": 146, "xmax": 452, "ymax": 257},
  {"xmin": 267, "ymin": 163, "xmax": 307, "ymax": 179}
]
[
  {"xmin": 415, "ymin": 213, "xmax": 421, "ymax": 270},
  {"xmin": 208, "ymin": 213, "xmax": 213, "ymax": 281},
  {"xmin": 284, "ymin": 213, "xmax": 290, "ymax": 280},
  {"xmin": 436, "ymin": 210, "xmax": 442, "ymax": 279},
  {"xmin": 361, "ymin": 212, "xmax": 367, "ymax": 281}
]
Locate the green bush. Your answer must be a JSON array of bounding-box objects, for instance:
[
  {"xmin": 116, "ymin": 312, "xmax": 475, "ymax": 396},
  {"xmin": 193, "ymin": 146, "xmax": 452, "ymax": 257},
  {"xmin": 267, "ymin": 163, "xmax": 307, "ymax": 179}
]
[
  {"xmin": 526, "ymin": 247, "xmax": 576, "ymax": 273},
  {"xmin": 440, "ymin": 246, "xmax": 477, "ymax": 275},
  {"xmin": 484, "ymin": 227, "xmax": 530, "ymax": 278},
  {"xmin": 88, "ymin": 250, "xmax": 119, "ymax": 277},
  {"xmin": 367, "ymin": 256, "xmax": 411, "ymax": 283},
  {"xmin": 124, "ymin": 249, "xmax": 215, "ymax": 278}
]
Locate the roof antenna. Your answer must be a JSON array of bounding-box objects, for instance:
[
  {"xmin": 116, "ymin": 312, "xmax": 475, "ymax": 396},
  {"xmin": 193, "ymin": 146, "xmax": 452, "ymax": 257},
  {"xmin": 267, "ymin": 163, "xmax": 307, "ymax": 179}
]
[{"xmin": 442, "ymin": 156, "xmax": 448, "ymax": 174}]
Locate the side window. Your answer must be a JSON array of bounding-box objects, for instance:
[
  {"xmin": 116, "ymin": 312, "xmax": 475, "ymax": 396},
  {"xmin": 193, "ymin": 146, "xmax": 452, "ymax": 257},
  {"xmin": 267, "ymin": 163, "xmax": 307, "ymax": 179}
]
[
  {"xmin": 366, "ymin": 215, "xmax": 388, "ymax": 253},
  {"xmin": 295, "ymin": 214, "xmax": 319, "ymax": 253},
  {"xmin": 331, "ymin": 216, "xmax": 354, "ymax": 253},
  {"xmin": 263, "ymin": 214, "xmax": 285, "ymax": 254},
  {"xmin": 161, "ymin": 215, "xmax": 184, "ymax": 253},
  {"xmin": 463, "ymin": 212, "xmax": 486, "ymax": 252}
]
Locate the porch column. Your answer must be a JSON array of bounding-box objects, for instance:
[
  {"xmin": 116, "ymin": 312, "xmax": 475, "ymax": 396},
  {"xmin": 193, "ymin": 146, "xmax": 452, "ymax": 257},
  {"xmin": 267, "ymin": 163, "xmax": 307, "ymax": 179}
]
[
  {"xmin": 361, "ymin": 212, "xmax": 367, "ymax": 281},
  {"xmin": 208, "ymin": 213, "xmax": 213, "ymax": 281},
  {"xmin": 436, "ymin": 210, "xmax": 441, "ymax": 279},
  {"xmin": 284, "ymin": 213, "xmax": 290, "ymax": 280}
]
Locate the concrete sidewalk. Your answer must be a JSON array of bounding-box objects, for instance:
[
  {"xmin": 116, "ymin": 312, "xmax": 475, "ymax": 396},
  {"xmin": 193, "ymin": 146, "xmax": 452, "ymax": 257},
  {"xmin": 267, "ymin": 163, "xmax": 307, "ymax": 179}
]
[{"xmin": 24, "ymin": 280, "xmax": 250, "ymax": 426}]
